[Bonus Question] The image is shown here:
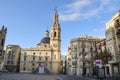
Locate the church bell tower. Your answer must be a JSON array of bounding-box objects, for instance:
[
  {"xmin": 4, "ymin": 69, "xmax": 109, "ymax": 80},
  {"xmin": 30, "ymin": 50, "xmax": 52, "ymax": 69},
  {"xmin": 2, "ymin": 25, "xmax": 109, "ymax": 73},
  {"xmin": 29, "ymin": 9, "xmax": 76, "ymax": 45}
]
[{"xmin": 50, "ymin": 9, "xmax": 61, "ymax": 74}]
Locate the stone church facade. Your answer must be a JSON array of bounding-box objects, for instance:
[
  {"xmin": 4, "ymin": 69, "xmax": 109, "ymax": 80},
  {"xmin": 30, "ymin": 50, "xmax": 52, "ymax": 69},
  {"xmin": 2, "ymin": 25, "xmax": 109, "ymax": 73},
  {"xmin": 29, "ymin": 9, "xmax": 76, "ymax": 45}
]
[
  {"xmin": 0, "ymin": 26, "xmax": 7, "ymax": 70},
  {"xmin": 19, "ymin": 11, "xmax": 61, "ymax": 74}
]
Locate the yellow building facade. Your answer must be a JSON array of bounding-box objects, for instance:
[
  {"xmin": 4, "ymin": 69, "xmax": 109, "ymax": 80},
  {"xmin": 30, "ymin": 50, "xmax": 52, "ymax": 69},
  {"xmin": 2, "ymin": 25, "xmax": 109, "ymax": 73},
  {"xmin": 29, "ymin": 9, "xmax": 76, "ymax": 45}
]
[
  {"xmin": 4, "ymin": 45, "xmax": 21, "ymax": 72},
  {"xmin": 20, "ymin": 11, "xmax": 61, "ymax": 74},
  {"xmin": 66, "ymin": 35, "xmax": 101, "ymax": 77},
  {"xmin": 106, "ymin": 10, "xmax": 120, "ymax": 77}
]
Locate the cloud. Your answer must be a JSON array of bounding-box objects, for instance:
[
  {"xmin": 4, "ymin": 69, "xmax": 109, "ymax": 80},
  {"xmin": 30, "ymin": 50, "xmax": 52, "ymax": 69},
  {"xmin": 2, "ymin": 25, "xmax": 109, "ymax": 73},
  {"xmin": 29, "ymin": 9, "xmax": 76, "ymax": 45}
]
[{"xmin": 59, "ymin": 0, "xmax": 116, "ymax": 21}]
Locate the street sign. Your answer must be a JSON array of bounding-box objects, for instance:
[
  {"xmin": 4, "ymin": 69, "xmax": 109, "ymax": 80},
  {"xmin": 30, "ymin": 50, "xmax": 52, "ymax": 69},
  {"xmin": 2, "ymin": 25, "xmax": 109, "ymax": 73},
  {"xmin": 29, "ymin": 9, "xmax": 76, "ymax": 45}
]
[{"xmin": 96, "ymin": 60, "xmax": 102, "ymax": 66}]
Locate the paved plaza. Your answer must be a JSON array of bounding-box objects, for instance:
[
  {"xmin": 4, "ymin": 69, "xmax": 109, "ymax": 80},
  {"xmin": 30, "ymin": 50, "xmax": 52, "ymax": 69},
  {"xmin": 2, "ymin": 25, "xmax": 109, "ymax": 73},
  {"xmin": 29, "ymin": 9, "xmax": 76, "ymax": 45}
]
[
  {"xmin": 0, "ymin": 72, "xmax": 61, "ymax": 80},
  {"xmin": 0, "ymin": 72, "xmax": 117, "ymax": 80}
]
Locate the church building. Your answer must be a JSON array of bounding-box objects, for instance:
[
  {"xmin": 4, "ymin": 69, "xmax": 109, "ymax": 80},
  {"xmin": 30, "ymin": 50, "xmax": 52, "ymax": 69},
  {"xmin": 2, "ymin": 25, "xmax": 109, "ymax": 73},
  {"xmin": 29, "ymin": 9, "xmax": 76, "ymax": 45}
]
[
  {"xmin": 19, "ymin": 11, "xmax": 61, "ymax": 74},
  {"xmin": 0, "ymin": 26, "xmax": 7, "ymax": 70}
]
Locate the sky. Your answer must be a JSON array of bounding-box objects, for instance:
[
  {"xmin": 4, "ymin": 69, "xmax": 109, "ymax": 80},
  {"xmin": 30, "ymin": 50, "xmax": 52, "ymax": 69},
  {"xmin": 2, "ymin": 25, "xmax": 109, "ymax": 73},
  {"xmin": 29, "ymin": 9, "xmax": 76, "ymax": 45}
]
[{"xmin": 0, "ymin": 0, "xmax": 120, "ymax": 55}]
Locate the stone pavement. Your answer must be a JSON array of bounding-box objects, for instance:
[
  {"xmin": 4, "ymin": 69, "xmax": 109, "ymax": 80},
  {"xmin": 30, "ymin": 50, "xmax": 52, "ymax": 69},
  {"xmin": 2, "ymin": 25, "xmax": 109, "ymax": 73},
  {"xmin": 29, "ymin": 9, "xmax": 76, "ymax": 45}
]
[
  {"xmin": 58, "ymin": 74, "xmax": 95, "ymax": 80},
  {"xmin": 58, "ymin": 74, "xmax": 118, "ymax": 80},
  {"xmin": 0, "ymin": 72, "xmax": 62, "ymax": 80},
  {"xmin": 0, "ymin": 72, "xmax": 118, "ymax": 80}
]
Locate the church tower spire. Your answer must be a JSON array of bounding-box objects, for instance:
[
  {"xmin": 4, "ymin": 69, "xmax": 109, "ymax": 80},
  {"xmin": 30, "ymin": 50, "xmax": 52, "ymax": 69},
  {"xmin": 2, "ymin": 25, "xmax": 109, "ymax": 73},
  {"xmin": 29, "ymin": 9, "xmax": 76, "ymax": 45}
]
[
  {"xmin": 53, "ymin": 8, "xmax": 58, "ymax": 22},
  {"xmin": 51, "ymin": 8, "xmax": 60, "ymax": 29},
  {"xmin": 50, "ymin": 9, "xmax": 61, "ymax": 74},
  {"xmin": 50, "ymin": 9, "xmax": 61, "ymax": 49}
]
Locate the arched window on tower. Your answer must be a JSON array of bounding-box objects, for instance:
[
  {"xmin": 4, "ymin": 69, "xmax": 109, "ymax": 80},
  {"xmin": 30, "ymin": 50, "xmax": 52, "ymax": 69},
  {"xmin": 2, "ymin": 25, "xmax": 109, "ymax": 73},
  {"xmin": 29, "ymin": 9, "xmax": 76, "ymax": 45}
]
[
  {"xmin": 54, "ymin": 54, "xmax": 56, "ymax": 59},
  {"xmin": 54, "ymin": 32, "xmax": 56, "ymax": 37}
]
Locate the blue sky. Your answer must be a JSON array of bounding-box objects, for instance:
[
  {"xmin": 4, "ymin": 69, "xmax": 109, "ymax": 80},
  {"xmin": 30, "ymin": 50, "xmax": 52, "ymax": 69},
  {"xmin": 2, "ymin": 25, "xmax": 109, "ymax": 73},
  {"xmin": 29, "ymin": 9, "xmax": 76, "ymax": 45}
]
[{"xmin": 0, "ymin": 0, "xmax": 120, "ymax": 55}]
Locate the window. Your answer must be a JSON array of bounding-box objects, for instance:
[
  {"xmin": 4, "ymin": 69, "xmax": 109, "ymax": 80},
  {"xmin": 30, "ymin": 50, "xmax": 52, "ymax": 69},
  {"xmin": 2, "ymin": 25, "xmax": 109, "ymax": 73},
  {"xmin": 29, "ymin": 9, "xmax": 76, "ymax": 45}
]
[
  {"xmin": 24, "ymin": 63, "xmax": 26, "ymax": 66},
  {"xmin": 11, "ymin": 61, "xmax": 13, "ymax": 64},
  {"xmin": 24, "ymin": 52, "xmax": 27, "ymax": 55},
  {"xmin": 91, "ymin": 54, "xmax": 93, "ymax": 56},
  {"xmin": 95, "ymin": 47, "xmax": 97, "ymax": 51},
  {"xmin": 23, "ymin": 67, "xmax": 25, "ymax": 71},
  {"xmin": 45, "ymin": 57, "xmax": 48, "ymax": 61},
  {"xmin": 33, "ymin": 56, "xmax": 35, "ymax": 61},
  {"xmin": 81, "ymin": 42, "xmax": 85, "ymax": 47},
  {"xmin": 39, "ymin": 63, "xmax": 41, "ymax": 66},
  {"xmin": 82, "ymin": 48, "xmax": 85, "ymax": 52},
  {"xmin": 90, "ymin": 47, "xmax": 93, "ymax": 52},
  {"xmin": 1, "ymin": 39, "xmax": 4, "ymax": 46},
  {"xmin": 32, "ymin": 68, "xmax": 34, "ymax": 71},
  {"xmin": 54, "ymin": 54, "xmax": 56, "ymax": 59},
  {"xmin": 116, "ymin": 19, "xmax": 120, "ymax": 25},
  {"xmin": 33, "ymin": 53, "xmax": 35, "ymax": 61},
  {"xmin": 72, "ymin": 61, "xmax": 77, "ymax": 66},
  {"xmin": 44, "ymin": 45, "xmax": 46, "ymax": 47},
  {"xmin": 106, "ymin": 35, "xmax": 112, "ymax": 41},
  {"xmin": 7, "ymin": 60, "xmax": 10, "ymax": 64},
  {"xmin": 0, "ymin": 51, "xmax": 2, "ymax": 56},
  {"xmin": 39, "ymin": 52, "xmax": 41, "ymax": 55},
  {"xmin": 9, "ymin": 47, "xmax": 12, "ymax": 49},
  {"xmin": 8, "ymin": 51, "xmax": 14, "ymax": 59},
  {"xmin": 33, "ymin": 52, "xmax": 35, "ymax": 55},
  {"xmin": 7, "ymin": 60, "xmax": 13, "ymax": 64},
  {"xmin": 83, "ymin": 62, "xmax": 85, "ymax": 66},
  {"xmin": 33, "ymin": 63, "xmax": 35, "ymax": 66},
  {"xmin": 54, "ymin": 32, "xmax": 56, "ymax": 37},
  {"xmin": 24, "ymin": 53, "xmax": 27, "ymax": 61},
  {"xmin": 39, "ymin": 57, "xmax": 41, "ymax": 60},
  {"xmin": 24, "ymin": 56, "xmax": 27, "ymax": 61}
]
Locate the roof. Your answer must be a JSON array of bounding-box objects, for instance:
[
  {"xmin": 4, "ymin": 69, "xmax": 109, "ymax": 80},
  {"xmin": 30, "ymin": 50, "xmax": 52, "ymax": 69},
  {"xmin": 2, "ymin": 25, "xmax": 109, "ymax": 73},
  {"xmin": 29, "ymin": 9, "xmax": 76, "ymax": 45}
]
[{"xmin": 40, "ymin": 37, "xmax": 50, "ymax": 44}]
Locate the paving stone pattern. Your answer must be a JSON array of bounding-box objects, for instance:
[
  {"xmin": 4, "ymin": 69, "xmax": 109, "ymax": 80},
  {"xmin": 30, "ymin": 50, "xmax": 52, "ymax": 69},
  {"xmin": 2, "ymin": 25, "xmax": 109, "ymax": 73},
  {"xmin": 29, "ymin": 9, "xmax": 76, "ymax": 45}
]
[{"xmin": 0, "ymin": 73, "xmax": 61, "ymax": 80}]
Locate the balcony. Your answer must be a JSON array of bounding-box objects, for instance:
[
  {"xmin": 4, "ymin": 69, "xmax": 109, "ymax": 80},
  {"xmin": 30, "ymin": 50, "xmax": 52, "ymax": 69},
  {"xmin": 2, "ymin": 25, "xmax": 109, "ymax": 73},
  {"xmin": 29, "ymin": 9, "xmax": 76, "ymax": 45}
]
[
  {"xmin": 72, "ymin": 54, "xmax": 77, "ymax": 59},
  {"xmin": 115, "ymin": 24, "xmax": 120, "ymax": 29},
  {"xmin": 72, "ymin": 60, "xmax": 77, "ymax": 68},
  {"xmin": 115, "ymin": 29, "xmax": 120, "ymax": 37},
  {"xmin": 80, "ymin": 57, "xmax": 90, "ymax": 61}
]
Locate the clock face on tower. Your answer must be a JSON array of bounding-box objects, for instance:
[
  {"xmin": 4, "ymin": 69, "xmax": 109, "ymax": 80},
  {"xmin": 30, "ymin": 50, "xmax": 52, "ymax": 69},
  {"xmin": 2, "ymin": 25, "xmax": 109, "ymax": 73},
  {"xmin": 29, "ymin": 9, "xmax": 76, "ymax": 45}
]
[{"xmin": 53, "ymin": 44, "xmax": 57, "ymax": 48}]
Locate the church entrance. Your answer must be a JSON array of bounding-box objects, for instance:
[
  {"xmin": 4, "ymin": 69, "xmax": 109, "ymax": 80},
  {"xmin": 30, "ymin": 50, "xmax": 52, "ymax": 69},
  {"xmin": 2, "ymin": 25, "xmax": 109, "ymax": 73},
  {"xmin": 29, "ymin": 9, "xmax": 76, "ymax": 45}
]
[{"xmin": 39, "ymin": 65, "xmax": 44, "ymax": 74}]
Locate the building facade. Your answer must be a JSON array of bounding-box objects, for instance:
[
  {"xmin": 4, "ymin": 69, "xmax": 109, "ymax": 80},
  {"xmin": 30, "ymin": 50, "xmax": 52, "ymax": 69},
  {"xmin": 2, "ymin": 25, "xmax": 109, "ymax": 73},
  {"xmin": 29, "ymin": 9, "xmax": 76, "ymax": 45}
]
[
  {"xmin": 105, "ymin": 10, "xmax": 120, "ymax": 77},
  {"xmin": 66, "ymin": 35, "xmax": 101, "ymax": 77},
  {"xmin": 61, "ymin": 55, "xmax": 66, "ymax": 74},
  {"xmin": 4, "ymin": 45, "xmax": 21, "ymax": 72},
  {"xmin": 0, "ymin": 25, "xmax": 7, "ymax": 70},
  {"xmin": 19, "ymin": 11, "xmax": 61, "ymax": 74},
  {"xmin": 96, "ymin": 39, "xmax": 113, "ymax": 77}
]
